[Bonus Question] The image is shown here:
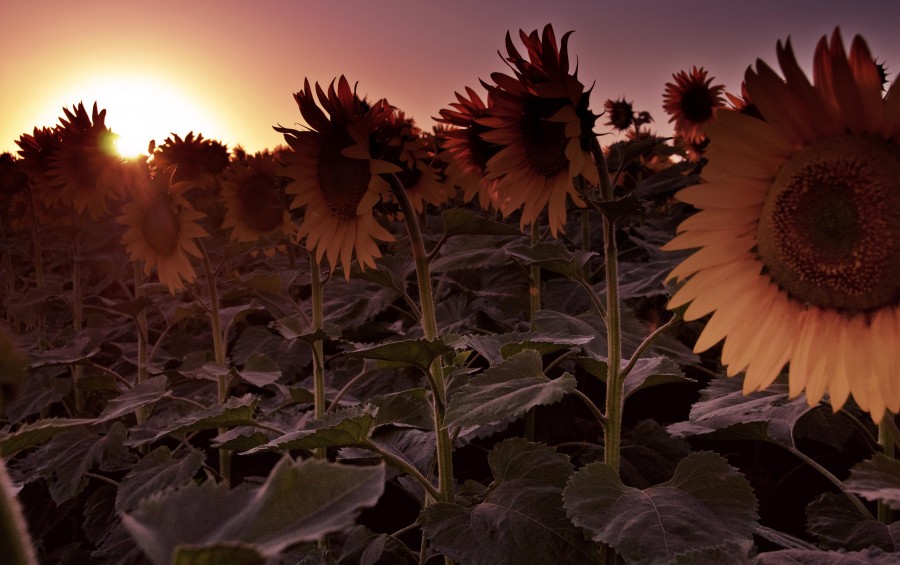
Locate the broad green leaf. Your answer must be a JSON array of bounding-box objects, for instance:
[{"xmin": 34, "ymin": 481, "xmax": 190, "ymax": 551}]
[
  {"xmin": 620, "ymin": 420, "xmax": 692, "ymax": 489},
  {"xmin": 441, "ymin": 208, "xmax": 521, "ymax": 237},
  {"xmin": 430, "ymin": 235, "xmax": 523, "ymax": 273},
  {"xmin": 350, "ymin": 254, "xmax": 415, "ymax": 296},
  {"xmin": 578, "ymin": 356, "xmax": 692, "ymax": 400},
  {"xmin": 0, "ymin": 418, "xmax": 95, "ymax": 457},
  {"xmin": 806, "ymin": 492, "xmax": 900, "ymax": 552},
  {"xmin": 845, "ymin": 454, "xmax": 900, "ymax": 510},
  {"xmin": 346, "ymin": 338, "xmax": 453, "ymax": 371},
  {"xmin": 505, "ymin": 242, "xmax": 596, "ymax": 280},
  {"xmin": 467, "ymin": 331, "xmax": 593, "ymax": 367},
  {"xmin": 421, "ymin": 439, "xmax": 596, "ymax": 565},
  {"xmin": 238, "ymin": 353, "xmax": 282, "ymax": 387},
  {"xmin": 122, "ymin": 458, "xmax": 385, "ymax": 564},
  {"xmin": 371, "ymin": 389, "xmax": 433, "ymax": 428},
  {"xmin": 667, "ymin": 376, "xmax": 813, "ymax": 447},
  {"xmin": 244, "ymin": 408, "xmax": 376, "ymax": 453},
  {"xmin": 235, "ymin": 272, "xmax": 282, "ymax": 295},
  {"xmin": 445, "ymin": 350, "xmax": 577, "ymax": 429},
  {"xmin": 104, "ymin": 296, "xmax": 153, "ymax": 318},
  {"xmin": 97, "ymin": 375, "xmax": 170, "ymax": 423},
  {"xmin": 116, "ymin": 446, "xmax": 205, "ymax": 513},
  {"xmin": 173, "ymin": 544, "xmax": 266, "ymax": 565},
  {"xmin": 564, "ymin": 451, "xmax": 758, "ymax": 565},
  {"xmin": 152, "ymin": 395, "xmax": 259, "ymax": 441},
  {"xmin": 756, "ymin": 548, "xmax": 900, "ymax": 564},
  {"xmin": 270, "ymin": 316, "xmax": 337, "ymax": 342},
  {"xmin": 338, "ymin": 526, "xmax": 417, "ymax": 565}
]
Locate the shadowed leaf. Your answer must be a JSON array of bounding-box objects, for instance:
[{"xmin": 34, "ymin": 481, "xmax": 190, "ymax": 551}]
[
  {"xmin": 244, "ymin": 408, "xmax": 376, "ymax": 453},
  {"xmin": 441, "ymin": 209, "xmax": 521, "ymax": 237},
  {"xmin": 845, "ymin": 454, "xmax": 900, "ymax": 510},
  {"xmin": 97, "ymin": 375, "xmax": 170, "ymax": 423},
  {"xmin": 564, "ymin": 451, "xmax": 758, "ymax": 565},
  {"xmin": 0, "ymin": 418, "xmax": 96, "ymax": 458},
  {"xmin": 152, "ymin": 395, "xmax": 259, "ymax": 441},
  {"xmin": 756, "ymin": 548, "xmax": 900, "ymax": 564},
  {"xmin": 506, "ymin": 242, "xmax": 596, "ymax": 280},
  {"xmin": 806, "ymin": 492, "xmax": 900, "ymax": 552},
  {"xmin": 346, "ymin": 338, "xmax": 455, "ymax": 371},
  {"xmin": 116, "ymin": 446, "xmax": 205, "ymax": 513},
  {"xmin": 238, "ymin": 353, "xmax": 282, "ymax": 387}
]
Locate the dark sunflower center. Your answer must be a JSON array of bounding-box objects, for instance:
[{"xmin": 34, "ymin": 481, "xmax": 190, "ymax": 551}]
[
  {"xmin": 467, "ymin": 123, "xmax": 498, "ymax": 173},
  {"xmin": 680, "ymin": 84, "xmax": 715, "ymax": 123},
  {"xmin": 757, "ymin": 135, "xmax": 900, "ymax": 311},
  {"xmin": 141, "ymin": 197, "xmax": 181, "ymax": 256},
  {"xmin": 317, "ymin": 131, "xmax": 372, "ymax": 219},
  {"xmin": 609, "ymin": 102, "xmax": 633, "ymax": 131},
  {"xmin": 520, "ymin": 97, "xmax": 569, "ymax": 179},
  {"xmin": 239, "ymin": 175, "xmax": 284, "ymax": 232}
]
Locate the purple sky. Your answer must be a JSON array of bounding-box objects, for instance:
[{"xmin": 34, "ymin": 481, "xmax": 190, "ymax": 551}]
[{"xmin": 3, "ymin": 0, "xmax": 899, "ymax": 154}]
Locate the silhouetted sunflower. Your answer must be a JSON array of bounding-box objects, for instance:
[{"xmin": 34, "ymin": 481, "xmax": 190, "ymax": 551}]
[
  {"xmin": 481, "ymin": 24, "xmax": 599, "ymax": 236},
  {"xmin": 15, "ymin": 127, "xmax": 64, "ymax": 210},
  {"xmin": 275, "ymin": 76, "xmax": 400, "ymax": 276},
  {"xmin": 117, "ymin": 165, "xmax": 208, "ymax": 293},
  {"xmin": 220, "ymin": 154, "xmax": 295, "ymax": 247},
  {"xmin": 437, "ymin": 87, "xmax": 502, "ymax": 210},
  {"xmin": 665, "ymin": 29, "xmax": 900, "ymax": 422},
  {"xmin": 603, "ymin": 97, "xmax": 635, "ymax": 131},
  {"xmin": 662, "ymin": 67, "xmax": 725, "ymax": 149},
  {"xmin": 153, "ymin": 132, "xmax": 230, "ymax": 192},
  {"xmin": 379, "ymin": 110, "xmax": 450, "ymax": 214},
  {"xmin": 47, "ymin": 103, "xmax": 123, "ymax": 218}
]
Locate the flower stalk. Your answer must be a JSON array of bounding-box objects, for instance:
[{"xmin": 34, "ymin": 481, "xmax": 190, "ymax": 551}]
[
  {"xmin": 134, "ymin": 260, "xmax": 149, "ymax": 425},
  {"xmin": 309, "ymin": 258, "xmax": 327, "ymax": 459}
]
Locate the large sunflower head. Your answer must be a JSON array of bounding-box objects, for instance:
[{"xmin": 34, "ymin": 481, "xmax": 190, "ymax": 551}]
[
  {"xmin": 152, "ymin": 132, "xmax": 230, "ymax": 190},
  {"xmin": 664, "ymin": 29, "xmax": 900, "ymax": 422},
  {"xmin": 15, "ymin": 127, "xmax": 65, "ymax": 210},
  {"xmin": 480, "ymin": 24, "xmax": 600, "ymax": 237},
  {"xmin": 219, "ymin": 153, "xmax": 296, "ymax": 248},
  {"xmin": 437, "ymin": 87, "xmax": 503, "ymax": 211},
  {"xmin": 603, "ymin": 97, "xmax": 635, "ymax": 132},
  {"xmin": 117, "ymin": 163, "xmax": 208, "ymax": 293},
  {"xmin": 47, "ymin": 102, "xmax": 124, "ymax": 219},
  {"xmin": 662, "ymin": 67, "xmax": 726, "ymax": 152},
  {"xmin": 274, "ymin": 76, "xmax": 400, "ymax": 277}
]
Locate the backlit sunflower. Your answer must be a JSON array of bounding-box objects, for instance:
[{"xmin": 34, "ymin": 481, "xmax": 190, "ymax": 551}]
[
  {"xmin": 603, "ymin": 97, "xmax": 635, "ymax": 132},
  {"xmin": 437, "ymin": 87, "xmax": 503, "ymax": 211},
  {"xmin": 379, "ymin": 110, "xmax": 450, "ymax": 214},
  {"xmin": 219, "ymin": 153, "xmax": 295, "ymax": 248},
  {"xmin": 117, "ymin": 165, "xmax": 208, "ymax": 293},
  {"xmin": 480, "ymin": 24, "xmax": 600, "ymax": 237},
  {"xmin": 662, "ymin": 67, "xmax": 725, "ymax": 151},
  {"xmin": 152, "ymin": 132, "xmax": 230, "ymax": 190},
  {"xmin": 47, "ymin": 103, "xmax": 124, "ymax": 218},
  {"xmin": 15, "ymin": 127, "xmax": 65, "ymax": 210},
  {"xmin": 275, "ymin": 76, "xmax": 400, "ymax": 277},
  {"xmin": 665, "ymin": 29, "xmax": 900, "ymax": 422}
]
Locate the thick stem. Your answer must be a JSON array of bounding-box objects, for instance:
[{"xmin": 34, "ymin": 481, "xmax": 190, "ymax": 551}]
[
  {"xmin": 199, "ymin": 243, "xmax": 230, "ymax": 484},
  {"xmin": 309, "ymin": 258, "xmax": 327, "ymax": 459},
  {"xmin": 388, "ymin": 174, "xmax": 453, "ymax": 504},
  {"xmin": 72, "ymin": 222, "xmax": 85, "ymax": 414}
]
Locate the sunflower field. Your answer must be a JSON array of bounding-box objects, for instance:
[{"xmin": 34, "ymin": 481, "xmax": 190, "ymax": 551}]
[{"xmin": 0, "ymin": 24, "xmax": 898, "ymax": 565}]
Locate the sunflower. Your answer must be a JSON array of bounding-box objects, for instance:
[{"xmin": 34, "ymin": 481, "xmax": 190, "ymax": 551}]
[
  {"xmin": 662, "ymin": 67, "xmax": 726, "ymax": 151},
  {"xmin": 117, "ymin": 165, "xmax": 208, "ymax": 293},
  {"xmin": 480, "ymin": 24, "xmax": 600, "ymax": 237},
  {"xmin": 437, "ymin": 87, "xmax": 503, "ymax": 211},
  {"xmin": 603, "ymin": 97, "xmax": 635, "ymax": 132},
  {"xmin": 379, "ymin": 110, "xmax": 450, "ymax": 214},
  {"xmin": 275, "ymin": 76, "xmax": 400, "ymax": 277},
  {"xmin": 15, "ymin": 127, "xmax": 65, "ymax": 210},
  {"xmin": 48, "ymin": 103, "xmax": 123, "ymax": 219},
  {"xmin": 219, "ymin": 153, "xmax": 295, "ymax": 249},
  {"xmin": 664, "ymin": 29, "xmax": 900, "ymax": 422},
  {"xmin": 152, "ymin": 132, "xmax": 230, "ymax": 189}
]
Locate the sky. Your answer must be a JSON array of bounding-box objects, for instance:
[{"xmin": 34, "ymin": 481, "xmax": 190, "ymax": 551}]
[{"xmin": 3, "ymin": 0, "xmax": 900, "ymax": 156}]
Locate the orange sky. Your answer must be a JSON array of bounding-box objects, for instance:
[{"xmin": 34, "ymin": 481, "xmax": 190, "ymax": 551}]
[{"xmin": 3, "ymin": 0, "xmax": 899, "ymax": 156}]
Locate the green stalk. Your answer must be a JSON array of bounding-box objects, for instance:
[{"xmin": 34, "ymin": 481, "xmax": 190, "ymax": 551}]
[
  {"xmin": 879, "ymin": 417, "xmax": 896, "ymax": 523},
  {"xmin": 199, "ymin": 242, "xmax": 230, "ymax": 484},
  {"xmin": 309, "ymin": 258, "xmax": 327, "ymax": 459},
  {"xmin": 134, "ymin": 261, "xmax": 149, "ymax": 424},
  {"xmin": 524, "ymin": 221, "xmax": 541, "ymax": 440},
  {"xmin": 71, "ymin": 218, "xmax": 85, "ymax": 414},
  {"xmin": 388, "ymin": 174, "xmax": 454, "ymax": 504}
]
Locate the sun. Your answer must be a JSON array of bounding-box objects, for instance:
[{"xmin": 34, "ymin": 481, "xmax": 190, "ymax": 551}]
[{"xmin": 35, "ymin": 74, "xmax": 229, "ymax": 158}]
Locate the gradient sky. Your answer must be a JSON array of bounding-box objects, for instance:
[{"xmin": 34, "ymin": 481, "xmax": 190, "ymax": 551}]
[{"xmin": 3, "ymin": 0, "xmax": 900, "ymax": 155}]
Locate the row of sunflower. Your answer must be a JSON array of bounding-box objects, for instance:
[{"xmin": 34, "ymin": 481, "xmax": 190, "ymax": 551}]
[{"xmin": 0, "ymin": 24, "xmax": 897, "ymax": 565}]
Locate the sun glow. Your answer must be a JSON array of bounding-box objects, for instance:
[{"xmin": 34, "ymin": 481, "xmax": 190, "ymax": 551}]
[{"xmin": 35, "ymin": 74, "xmax": 229, "ymax": 158}]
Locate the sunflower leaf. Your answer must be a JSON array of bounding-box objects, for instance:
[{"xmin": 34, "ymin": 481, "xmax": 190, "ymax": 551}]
[
  {"xmin": 441, "ymin": 208, "xmax": 521, "ymax": 237},
  {"xmin": 577, "ymin": 355, "xmax": 692, "ymax": 400},
  {"xmin": 122, "ymin": 458, "xmax": 385, "ymax": 564},
  {"xmin": 755, "ymin": 548, "xmax": 900, "ymax": 564},
  {"xmin": 845, "ymin": 454, "xmax": 900, "ymax": 510},
  {"xmin": 243, "ymin": 407, "xmax": 376, "ymax": 454},
  {"xmin": 237, "ymin": 353, "xmax": 282, "ymax": 387},
  {"xmin": 116, "ymin": 446, "xmax": 205, "ymax": 513},
  {"xmin": 0, "ymin": 417, "xmax": 96, "ymax": 458},
  {"xmin": 173, "ymin": 544, "xmax": 265, "ymax": 565},
  {"xmin": 97, "ymin": 375, "xmax": 171, "ymax": 423},
  {"xmin": 563, "ymin": 451, "xmax": 758, "ymax": 565},
  {"xmin": 421, "ymin": 439, "xmax": 596, "ymax": 565},
  {"xmin": 805, "ymin": 492, "xmax": 900, "ymax": 551},
  {"xmin": 467, "ymin": 331, "xmax": 594, "ymax": 366},
  {"xmin": 151, "ymin": 394, "xmax": 259, "ymax": 441},
  {"xmin": 445, "ymin": 350, "xmax": 576, "ymax": 429},
  {"xmin": 346, "ymin": 337, "xmax": 458, "ymax": 371},
  {"xmin": 505, "ymin": 242, "xmax": 596, "ymax": 280}
]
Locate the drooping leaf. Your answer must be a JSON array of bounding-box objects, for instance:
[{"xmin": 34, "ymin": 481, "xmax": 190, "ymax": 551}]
[
  {"xmin": 441, "ymin": 208, "xmax": 522, "ymax": 238},
  {"xmin": 5, "ymin": 368, "xmax": 71, "ymax": 422},
  {"xmin": 97, "ymin": 375, "xmax": 170, "ymax": 423},
  {"xmin": 237, "ymin": 353, "xmax": 282, "ymax": 387},
  {"xmin": 270, "ymin": 316, "xmax": 337, "ymax": 342},
  {"xmin": 466, "ymin": 331, "xmax": 594, "ymax": 367},
  {"xmin": 445, "ymin": 350, "xmax": 577, "ymax": 429},
  {"xmin": 578, "ymin": 355, "xmax": 692, "ymax": 401},
  {"xmin": 756, "ymin": 547, "xmax": 900, "ymax": 564},
  {"xmin": 421, "ymin": 439, "xmax": 596, "ymax": 565},
  {"xmin": 370, "ymin": 389, "xmax": 432, "ymax": 429},
  {"xmin": 0, "ymin": 418, "xmax": 96, "ymax": 457},
  {"xmin": 346, "ymin": 338, "xmax": 454, "ymax": 371},
  {"xmin": 122, "ymin": 458, "xmax": 385, "ymax": 564},
  {"xmin": 845, "ymin": 453, "xmax": 900, "ymax": 510},
  {"xmin": 152, "ymin": 394, "xmax": 259, "ymax": 441},
  {"xmin": 620, "ymin": 420, "xmax": 692, "ymax": 489},
  {"xmin": 337, "ymin": 526, "xmax": 417, "ymax": 565},
  {"xmin": 244, "ymin": 408, "xmax": 376, "ymax": 453},
  {"xmin": 667, "ymin": 376, "xmax": 813, "ymax": 447},
  {"xmin": 116, "ymin": 446, "xmax": 206, "ymax": 513},
  {"xmin": 564, "ymin": 451, "xmax": 758, "ymax": 565},
  {"xmin": 505, "ymin": 242, "xmax": 596, "ymax": 280},
  {"xmin": 806, "ymin": 492, "xmax": 900, "ymax": 552}
]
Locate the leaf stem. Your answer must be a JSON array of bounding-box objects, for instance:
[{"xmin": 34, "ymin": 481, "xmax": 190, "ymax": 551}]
[{"xmin": 619, "ymin": 313, "xmax": 681, "ymax": 381}]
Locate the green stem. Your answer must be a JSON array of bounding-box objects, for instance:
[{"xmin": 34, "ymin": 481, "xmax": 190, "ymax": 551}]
[
  {"xmin": 388, "ymin": 174, "xmax": 453, "ymax": 504},
  {"xmin": 199, "ymin": 242, "xmax": 230, "ymax": 484},
  {"xmin": 72, "ymin": 221, "xmax": 85, "ymax": 414},
  {"xmin": 309, "ymin": 258, "xmax": 327, "ymax": 459},
  {"xmin": 779, "ymin": 441, "xmax": 873, "ymax": 519},
  {"xmin": 879, "ymin": 417, "xmax": 896, "ymax": 523},
  {"xmin": 134, "ymin": 261, "xmax": 149, "ymax": 425},
  {"xmin": 525, "ymin": 221, "xmax": 541, "ymax": 440},
  {"xmin": 367, "ymin": 442, "xmax": 442, "ymax": 500},
  {"xmin": 592, "ymin": 138, "xmax": 623, "ymax": 473}
]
